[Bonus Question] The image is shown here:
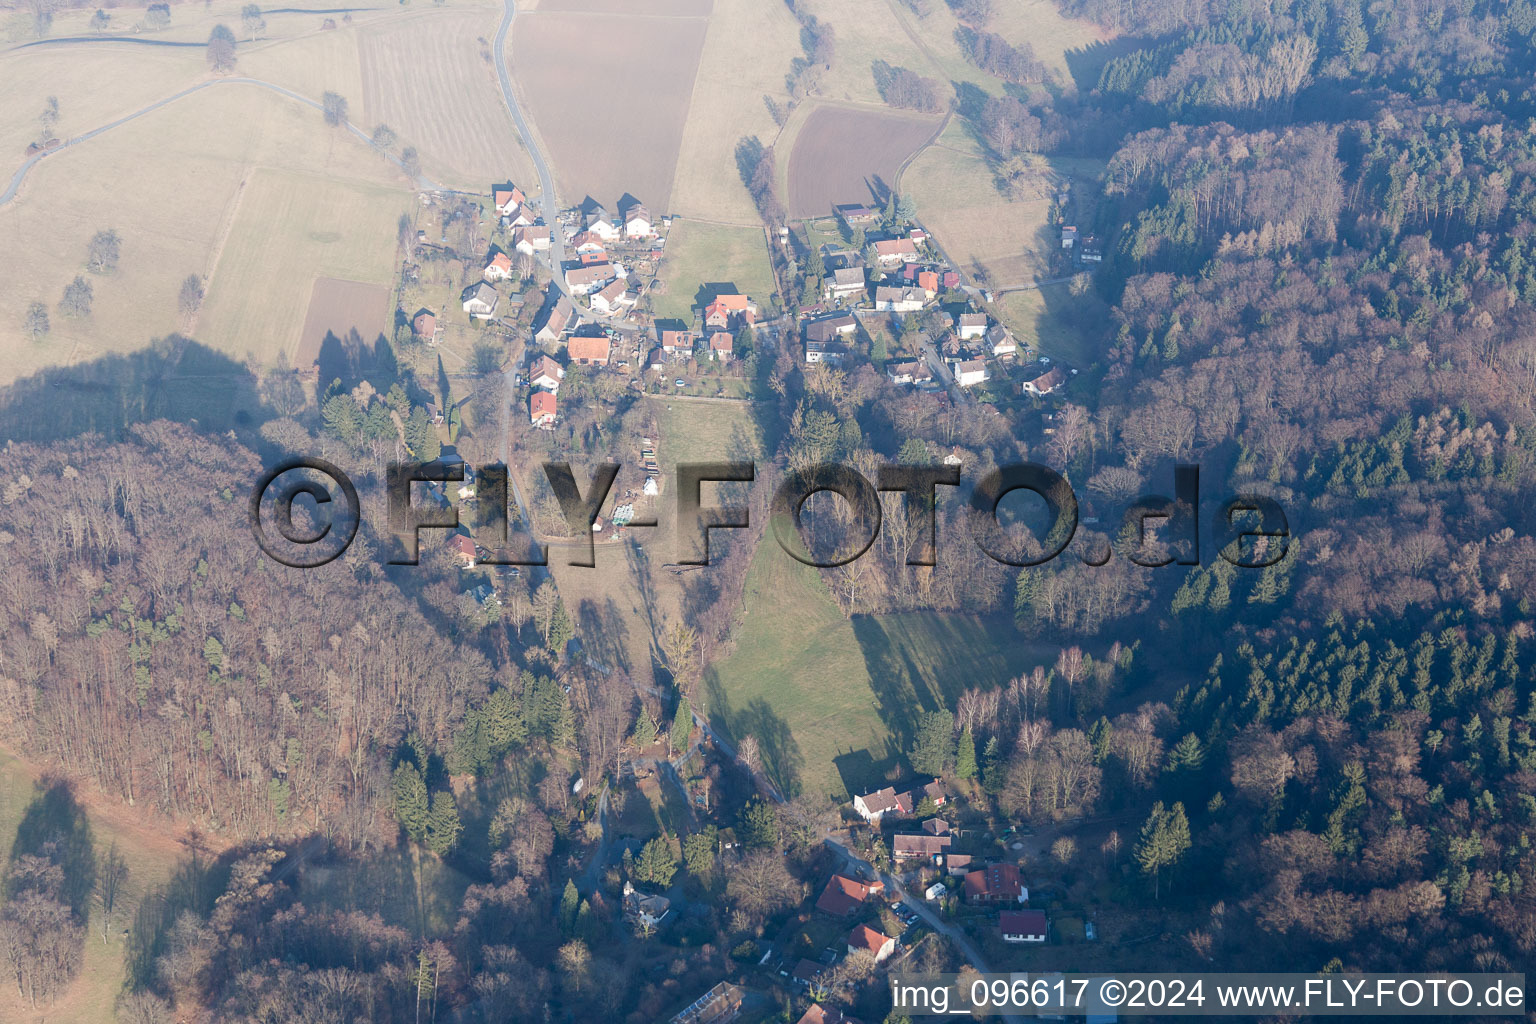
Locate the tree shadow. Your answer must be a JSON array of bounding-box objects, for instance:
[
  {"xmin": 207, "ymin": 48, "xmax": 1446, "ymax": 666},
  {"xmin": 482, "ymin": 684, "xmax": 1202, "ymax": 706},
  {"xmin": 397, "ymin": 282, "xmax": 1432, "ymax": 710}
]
[
  {"xmin": 7, "ymin": 777, "xmax": 96, "ymax": 918},
  {"xmin": 0, "ymin": 335, "xmax": 275, "ymax": 443},
  {"xmin": 575, "ymin": 596, "xmax": 633, "ymax": 676},
  {"xmin": 702, "ymin": 670, "xmax": 804, "ymax": 799},
  {"xmin": 1063, "ymin": 36, "xmax": 1151, "ymax": 93}
]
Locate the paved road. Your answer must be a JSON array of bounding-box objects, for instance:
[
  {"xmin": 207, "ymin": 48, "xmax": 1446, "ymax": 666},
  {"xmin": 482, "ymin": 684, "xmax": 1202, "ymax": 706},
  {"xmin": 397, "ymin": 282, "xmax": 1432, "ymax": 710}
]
[{"xmin": 1, "ymin": 76, "xmax": 439, "ymax": 207}]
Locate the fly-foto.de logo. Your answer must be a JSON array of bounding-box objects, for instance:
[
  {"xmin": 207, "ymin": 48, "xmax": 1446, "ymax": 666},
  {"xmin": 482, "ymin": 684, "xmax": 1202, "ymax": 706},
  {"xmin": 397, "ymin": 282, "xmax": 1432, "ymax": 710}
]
[{"xmin": 250, "ymin": 459, "xmax": 1289, "ymax": 570}]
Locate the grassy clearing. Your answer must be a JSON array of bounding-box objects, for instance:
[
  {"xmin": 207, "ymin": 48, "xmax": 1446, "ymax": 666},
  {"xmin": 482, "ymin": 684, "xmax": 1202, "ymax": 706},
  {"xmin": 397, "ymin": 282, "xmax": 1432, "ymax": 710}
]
[
  {"xmin": 995, "ymin": 283, "xmax": 1099, "ymax": 366},
  {"xmin": 670, "ymin": 0, "xmax": 804, "ymax": 224},
  {"xmin": 705, "ymin": 541, "xmax": 1052, "ymax": 800},
  {"xmin": 646, "ymin": 393, "xmax": 764, "ymax": 470},
  {"xmin": 794, "ymin": 0, "xmax": 936, "ymax": 105},
  {"xmin": 652, "ymin": 219, "xmax": 778, "ymax": 321},
  {"xmin": 0, "ymin": 748, "xmax": 182, "ymax": 1024}
]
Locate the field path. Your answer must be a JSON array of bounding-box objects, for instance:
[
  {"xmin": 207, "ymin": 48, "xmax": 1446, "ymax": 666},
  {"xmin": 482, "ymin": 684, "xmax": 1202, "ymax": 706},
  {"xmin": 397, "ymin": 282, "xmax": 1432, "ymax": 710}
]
[{"xmin": 0, "ymin": 75, "xmax": 436, "ymax": 207}]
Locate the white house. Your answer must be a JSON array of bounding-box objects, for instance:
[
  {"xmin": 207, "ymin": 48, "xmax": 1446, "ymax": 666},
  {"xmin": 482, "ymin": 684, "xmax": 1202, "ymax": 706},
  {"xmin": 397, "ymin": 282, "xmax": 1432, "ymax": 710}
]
[
  {"xmin": 851, "ymin": 787, "xmax": 903, "ymax": 823},
  {"xmin": 493, "ymin": 183, "xmax": 525, "ymax": 217},
  {"xmin": 586, "ymin": 216, "xmax": 620, "ymax": 242},
  {"xmin": 461, "ymin": 282, "xmax": 499, "ymax": 319},
  {"xmin": 1000, "ymin": 910, "xmax": 1048, "ymax": 943},
  {"xmin": 988, "ymin": 323, "xmax": 1019, "ymax": 359},
  {"xmin": 825, "ymin": 266, "xmax": 866, "ymax": 298},
  {"xmin": 953, "ymin": 359, "xmax": 988, "ymax": 388},
  {"xmin": 503, "ymin": 204, "xmax": 536, "ymax": 229},
  {"xmin": 623, "ymin": 203, "xmax": 654, "ymax": 239},
  {"xmin": 483, "ymin": 251, "xmax": 514, "ymax": 282},
  {"xmin": 874, "ymin": 285, "xmax": 925, "ymax": 313},
  {"xmin": 514, "ymin": 226, "xmax": 551, "ymax": 254},
  {"xmin": 590, "ymin": 278, "xmax": 631, "ymax": 313},
  {"xmin": 955, "ymin": 312, "xmax": 988, "ymax": 340},
  {"xmin": 846, "ymin": 924, "xmax": 896, "ymax": 963},
  {"xmin": 529, "ymin": 355, "xmax": 564, "ymax": 392}
]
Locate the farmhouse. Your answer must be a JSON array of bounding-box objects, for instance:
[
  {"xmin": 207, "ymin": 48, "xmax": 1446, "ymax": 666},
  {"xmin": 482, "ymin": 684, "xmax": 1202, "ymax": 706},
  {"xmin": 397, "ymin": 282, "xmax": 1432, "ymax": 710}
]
[
  {"xmin": 529, "ymin": 354, "xmax": 564, "ymax": 392},
  {"xmin": 874, "ymin": 285, "xmax": 925, "ymax": 313},
  {"xmin": 660, "ymin": 329, "xmax": 696, "ymax": 358},
  {"xmin": 483, "ymin": 250, "xmax": 514, "ymax": 282},
  {"xmin": 1020, "ymin": 366, "xmax": 1066, "ymax": 396},
  {"xmin": 568, "ymin": 333, "xmax": 612, "ymax": 366},
  {"xmin": 623, "ymin": 202, "xmax": 654, "ymax": 238},
  {"xmin": 536, "ymin": 294, "xmax": 575, "ymax": 344},
  {"xmin": 988, "ymin": 323, "xmax": 1019, "ymax": 358},
  {"xmin": 461, "ymin": 282, "xmax": 499, "ymax": 319},
  {"xmin": 590, "ymin": 278, "xmax": 633, "ymax": 314},
  {"xmin": 964, "ymin": 863, "xmax": 1027, "ymax": 905},
  {"xmin": 815, "ymin": 873, "xmax": 884, "ymax": 916},
  {"xmin": 825, "ymin": 266, "xmax": 866, "ymax": 299},
  {"xmin": 493, "ymin": 183, "xmax": 526, "ymax": 216},
  {"xmin": 1000, "ymin": 909, "xmax": 1048, "ymax": 943},
  {"xmin": 514, "ymin": 225, "xmax": 552, "ymax": 254},
  {"xmin": 566, "ymin": 263, "xmax": 617, "ymax": 295},
  {"xmin": 846, "ymin": 924, "xmax": 896, "ymax": 963},
  {"xmin": 953, "ymin": 359, "xmax": 989, "ymax": 388},
  {"xmin": 873, "ymin": 238, "xmax": 918, "ymax": 265},
  {"xmin": 529, "ymin": 391, "xmax": 557, "ymax": 427},
  {"xmin": 892, "ymin": 833, "xmax": 952, "ymax": 861},
  {"xmin": 707, "ymin": 331, "xmax": 733, "ymax": 361}
]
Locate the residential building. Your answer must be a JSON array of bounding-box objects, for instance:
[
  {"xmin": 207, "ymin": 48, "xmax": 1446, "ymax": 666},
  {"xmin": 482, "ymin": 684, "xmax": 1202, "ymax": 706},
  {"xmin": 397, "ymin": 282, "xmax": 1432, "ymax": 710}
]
[
  {"xmin": 945, "ymin": 853, "xmax": 973, "ymax": 876},
  {"xmin": 504, "ymin": 204, "xmax": 535, "ymax": 228},
  {"xmin": 953, "ymin": 359, "xmax": 989, "ymax": 388},
  {"xmin": 874, "ymin": 238, "xmax": 918, "ymax": 265},
  {"xmin": 461, "ymin": 282, "xmax": 498, "ymax": 319},
  {"xmin": 707, "ymin": 331, "xmax": 733, "ymax": 361},
  {"xmin": 875, "ymin": 285, "xmax": 925, "ymax": 313},
  {"xmin": 623, "ymin": 202, "xmax": 654, "ymax": 238},
  {"xmin": 492, "ymin": 183, "xmax": 526, "ymax": 216},
  {"xmin": 922, "ymin": 817, "xmax": 949, "ymax": 835},
  {"xmin": 529, "ymin": 354, "xmax": 564, "ymax": 392},
  {"xmin": 449, "ymin": 534, "xmax": 476, "ymax": 567},
  {"xmin": 892, "ymin": 833, "xmax": 952, "ymax": 861},
  {"xmin": 660, "ymin": 329, "xmax": 696, "ymax": 358},
  {"xmin": 514, "ymin": 225, "xmax": 551, "ymax": 254},
  {"xmin": 483, "ymin": 251, "xmax": 513, "ymax": 282},
  {"xmin": 1079, "ymin": 236, "xmax": 1104, "ymax": 263},
  {"xmin": 886, "ymin": 360, "xmax": 932, "ymax": 386},
  {"xmin": 1061, "ymin": 224, "xmax": 1078, "ymax": 249},
  {"xmin": 590, "ymin": 278, "xmax": 632, "ymax": 314},
  {"xmin": 825, "ymin": 266, "xmax": 866, "ymax": 298},
  {"xmin": 622, "ymin": 880, "xmax": 671, "ymax": 930},
  {"xmin": 565, "ymin": 263, "xmax": 617, "ymax": 295},
  {"xmin": 570, "ymin": 230, "xmax": 607, "ymax": 255},
  {"xmin": 805, "ymin": 339, "xmax": 848, "ymax": 365},
  {"xmin": 568, "ymin": 333, "xmax": 611, "ymax": 366},
  {"xmin": 851, "ymin": 787, "xmax": 903, "ymax": 823},
  {"xmin": 955, "ymin": 312, "xmax": 988, "ymax": 340},
  {"xmin": 803, "ymin": 311, "xmax": 858, "ymax": 344},
  {"xmin": 964, "ymin": 862, "xmax": 1028, "ymax": 905},
  {"xmin": 535, "ymin": 294, "xmax": 574, "ymax": 345},
  {"xmin": 846, "ymin": 924, "xmax": 896, "ymax": 963},
  {"xmin": 834, "ymin": 203, "xmax": 879, "ymax": 227},
  {"xmin": 529, "ymin": 390, "xmax": 556, "ymax": 427},
  {"xmin": 917, "ymin": 269, "xmax": 939, "ymax": 296},
  {"xmin": 815, "ymin": 873, "xmax": 884, "ymax": 916},
  {"xmin": 1000, "ymin": 909, "xmax": 1048, "ymax": 943},
  {"xmin": 586, "ymin": 213, "xmax": 620, "ymax": 242},
  {"xmin": 1020, "ymin": 366, "xmax": 1066, "ymax": 396},
  {"xmin": 704, "ymin": 294, "xmax": 757, "ymax": 329},
  {"xmin": 987, "ymin": 323, "xmax": 1019, "ymax": 359},
  {"xmin": 411, "ymin": 309, "xmax": 437, "ymax": 339}
]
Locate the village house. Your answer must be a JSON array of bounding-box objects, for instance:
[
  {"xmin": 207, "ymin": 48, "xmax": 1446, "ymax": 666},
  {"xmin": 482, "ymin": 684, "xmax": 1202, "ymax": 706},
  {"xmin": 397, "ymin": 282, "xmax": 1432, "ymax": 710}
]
[
  {"xmin": 834, "ymin": 203, "xmax": 880, "ymax": 228},
  {"xmin": 874, "ymin": 237, "xmax": 918, "ymax": 266},
  {"xmin": 622, "ymin": 880, "xmax": 671, "ymax": 930},
  {"xmin": 945, "ymin": 853, "xmax": 973, "ymax": 876},
  {"xmin": 804, "ymin": 311, "xmax": 858, "ymax": 345},
  {"xmin": 1000, "ymin": 909, "xmax": 1048, "ymax": 943},
  {"xmin": 670, "ymin": 981, "xmax": 744, "ymax": 1024},
  {"xmin": 703, "ymin": 294, "xmax": 757, "ymax": 330},
  {"xmin": 1061, "ymin": 224, "xmax": 1078, "ymax": 249},
  {"xmin": 493, "ymin": 183, "xmax": 526, "ymax": 217},
  {"xmin": 448, "ymin": 533, "xmax": 476, "ymax": 568},
  {"xmin": 623, "ymin": 201, "xmax": 654, "ymax": 239},
  {"xmin": 505, "ymin": 204, "xmax": 537, "ymax": 230},
  {"xmin": 567, "ymin": 333, "xmax": 611, "ymax": 366},
  {"xmin": 529, "ymin": 354, "xmax": 564, "ymax": 392},
  {"xmin": 791, "ymin": 959, "xmax": 827, "ymax": 990},
  {"xmin": 566, "ymin": 262, "xmax": 617, "ymax": 295},
  {"xmin": 825, "ymin": 266, "xmax": 866, "ymax": 299},
  {"xmin": 1079, "ymin": 235, "xmax": 1104, "ymax": 263},
  {"xmin": 917, "ymin": 269, "xmax": 939, "ymax": 296},
  {"xmin": 846, "ymin": 924, "xmax": 896, "ymax": 963},
  {"xmin": 590, "ymin": 277, "xmax": 633, "ymax": 314},
  {"xmin": 482, "ymin": 250, "xmax": 514, "ymax": 283},
  {"xmin": 411, "ymin": 309, "xmax": 437, "ymax": 340},
  {"xmin": 585, "ymin": 208, "xmax": 620, "ymax": 242},
  {"xmin": 529, "ymin": 390, "xmax": 557, "ymax": 427},
  {"xmin": 875, "ymin": 285, "xmax": 925, "ymax": 313},
  {"xmin": 707, "ymin": 331, "xmax": 733, "ymax": 362},
  {"xmin": 660, "ymin": 329, "xmax": 696, "ymax": 359},
  {"xmin": 514, "ymin": 225, "xmax": 552, "ymax": 254},
  {"xmin": 535, "ymin": 294, "xmax": 575, "ymax": 345},
  {"xmin": 922, "ymin": 817, "xmax": 949, "ymax": 835},
  {"xmin": 1020, "ymin": 366, "xmax": 1066, "ymax": 396},
  {"xmin": 964, "ymin": 862, "xmax": 1027, "ymax": 905},
  {"xmin": 461, "ymin": 282, "xmax": 499, "ymax": 319},
  {"xmin": 885, "ymin": 360, "xmax": 932, "ymax": 386},
  {"xmin": 796, "ymin": 1005, "xmax": 862, "ymax": 1024},
  {"xmin": 851, "ymin": 787, "xmax": 903, "ymax": 823},
  {"xmin": 955, "ymin": 312, "xmax": 988, "ymax": 340},
  {"xmin": 892, "ymin": 833, "xmax": 952, "ymax": 861},
  {"xmin": 953, "ymin": 358, "xmax": 989, "ymax": 388},
  {"xmin": 988, "ymin": 323, "xmax": 1019, "ymax": 359},
  {"xmin": 570, "ymin": 230, "xmax": 607, "ymax": 255},
  {"xmin": 805, "ymin": 338, "xmax": 847, "ymax": 365},
  {"xmin": 815, "ymin": 873, "xmax": 885, "ymax": 916}
]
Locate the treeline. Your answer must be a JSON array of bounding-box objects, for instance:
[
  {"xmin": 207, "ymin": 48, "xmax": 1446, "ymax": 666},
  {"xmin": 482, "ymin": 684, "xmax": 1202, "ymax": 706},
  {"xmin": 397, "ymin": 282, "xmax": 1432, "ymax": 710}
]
[
  {"xmin": 872, "ymin": 60, "xmax": 946, "ymax": 113},
  {"xmin": 955, "ymin": 26, "xmax": 1047, "ymax": 85}
]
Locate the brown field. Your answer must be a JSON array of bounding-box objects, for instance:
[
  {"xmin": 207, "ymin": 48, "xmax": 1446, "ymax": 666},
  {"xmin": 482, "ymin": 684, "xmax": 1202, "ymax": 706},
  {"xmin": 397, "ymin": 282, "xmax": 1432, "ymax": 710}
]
[
  {"xmin": 297, "ymin": 277, "xmax": 393, "ymax": 372},
  {"xmin": 509, "ymin": 10, "xmax": 708, "ymax": 211},
  {"xmin": 360, "ymin": 9, "xmax": 534, "ymax": 190},
  {"xmin": 785, "ymin": 103, "xmax": 942, "ymax": 220}
]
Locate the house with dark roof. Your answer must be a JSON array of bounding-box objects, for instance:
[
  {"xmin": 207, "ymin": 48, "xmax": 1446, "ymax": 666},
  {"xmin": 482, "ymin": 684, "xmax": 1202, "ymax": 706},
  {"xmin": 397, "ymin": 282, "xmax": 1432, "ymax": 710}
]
[
  {"xmin": 815, "ymin": 873, "xmax": 884, "ymax": 916},
  {"xmin": 535, "ymin": 294, "xmax": 575, "ymax": 345},
  {"xmin": 461, "ymin": 282, "xmax": 499, "ymax": 319},
  {"xmin": 964, "ymin": 862, "xmax": 1027, "ymax": 905},
  {"xmin": 1000, "ymin": 909, "xmax": 1048, "ymax": 943},
  {"xmin": 892, "ymin": 833, "xmax": 952, "ymax": 861},
  {"xmin": 1020, "ymin": 366, "xmax": 1066, "ymax": 396}
]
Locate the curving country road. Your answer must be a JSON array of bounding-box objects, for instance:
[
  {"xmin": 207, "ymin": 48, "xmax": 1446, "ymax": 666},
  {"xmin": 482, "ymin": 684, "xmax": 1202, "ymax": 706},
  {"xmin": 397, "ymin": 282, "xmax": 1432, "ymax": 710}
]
[{"xmin": 0, "ymin": 75, "xmax": 439, "ymax": 207}]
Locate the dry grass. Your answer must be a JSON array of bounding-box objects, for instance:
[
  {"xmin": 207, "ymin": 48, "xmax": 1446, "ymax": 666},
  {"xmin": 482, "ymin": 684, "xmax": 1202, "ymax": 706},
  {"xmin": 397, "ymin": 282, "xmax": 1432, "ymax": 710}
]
[
  {"xmin": 652, "ymin": 219, "xmax": 777, "ymax": 321},
  {"xmin": 358, "ymin": 8, "xmax": 535, "ymax": 190},
  {"xmin": 785, "ymin": 103, "xmax": 941, "ymax": 219},
  {"xmin": 668, "ymin": 0, "xmax": 803, "ymax": 224},
  {"xmin": 509, "ymin": 8, "xmax": 708, "ymax": 212},
  {"xmin": 792, "ymin": 0, "xmax": 936, "ymax": 105}
]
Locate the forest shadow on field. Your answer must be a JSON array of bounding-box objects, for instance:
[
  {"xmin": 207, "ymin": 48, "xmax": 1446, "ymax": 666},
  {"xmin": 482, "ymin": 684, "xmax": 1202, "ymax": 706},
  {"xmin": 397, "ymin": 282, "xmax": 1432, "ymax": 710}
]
[
  {"xmin": 7, "ymin": 777, "xmax": 96, "ymax": 917},
  {"xmin": 0, "ymin": 335, "xmax": 272, "ymax": 443},
  {"xmin": 702, "ymin": 671, "xmax": 804, "ymax": 799}
]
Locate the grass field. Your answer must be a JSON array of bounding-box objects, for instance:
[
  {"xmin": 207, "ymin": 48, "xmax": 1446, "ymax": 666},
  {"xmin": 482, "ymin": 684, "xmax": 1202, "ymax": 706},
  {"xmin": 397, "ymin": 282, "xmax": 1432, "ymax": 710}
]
[
  {"xmin": 510, "ymin": 6, "xmax": 708, "ymax": 213},
  {"xmin": 0, "ymin": 747, "xmax": 182, "ymax": 1024},
  {"xmin": 996, "ymin": 283, "xmax": 1100, "ymax": 366},
  {"xmin": 785, "ymin": 103, "xmax": 943, "ymax": 220},
  {"xmin": 359, "ymin": 8, "xmax": 535, "ymax": 190},
  {"xmin": 705, "ymin": 541, "xmax": 1052, "ymax": 800},
  {"xmin": 668, "ymin": 0, "xmax": 803, "ymax": 224},
  {"xmin": 652, "ymin": 220, "xmax": 778, "ymax": 321}
]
